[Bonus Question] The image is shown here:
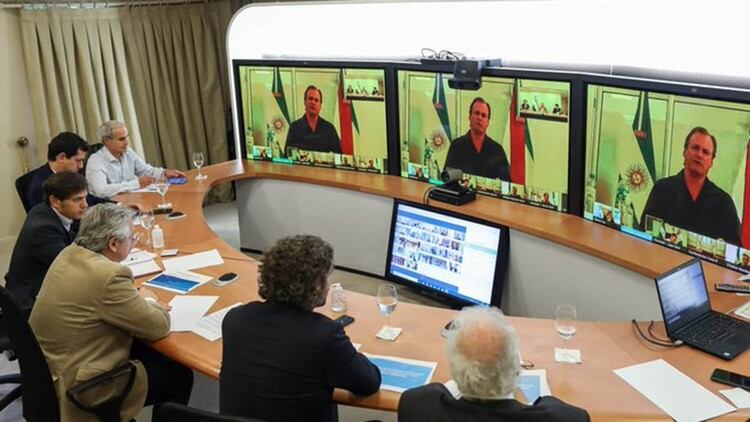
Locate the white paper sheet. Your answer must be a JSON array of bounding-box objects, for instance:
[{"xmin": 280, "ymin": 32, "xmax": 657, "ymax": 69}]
[
  {"xmin": 162, "ymin": 249, "xmax": 224, "ymax": 272},
  {"xmin": 169, "ymin": 296, "xmax": 219, "ymax": 332},
  {"xmin": 720, "ymin": 388, "xmax": 750, "ymax": 409},
  {"xmin": 123, "ymin": 250, "xmax": 157, "ymax": 266},
  {"xmin": 614, "ymin": 359, "xmax": 735, "ymax": 422},
  {"xmin": 364, "ymin": 354, "xmax": 437, "ymax": 393},
  {"xmin": 734, "ymin": 300, "xmax": 750, "ymax": 320},
  {"xmin": 127, "ymin": 260, "xmax": 162, "ymax": 278},
  {"xmin": 191, "ymin": 302, "xmax": 242, "ymax": 341}
]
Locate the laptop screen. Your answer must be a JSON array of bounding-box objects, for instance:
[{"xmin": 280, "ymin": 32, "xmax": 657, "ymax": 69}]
[{"xmin": 656, "ymin": 259, "xmax": 712, "ymax": 335}]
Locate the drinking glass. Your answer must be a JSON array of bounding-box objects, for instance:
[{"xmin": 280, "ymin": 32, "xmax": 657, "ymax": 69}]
[
  {"xmin": 193, "ymin": 152, "xmax": 206, "ymax": 180},
  {"xmin": 140, "ymin": 210, "xmax": 155, "ymax": 248},
  {"xmin": 154, "ymin": 174, "xmax": 170, "ymax": 207},
  {"xmin": 377, "ymin": 284, "xmax": 398, "ymax": 327},
  {"xmin": 555, "ymin": 304, "xmax": 577, "ymax": 346}
]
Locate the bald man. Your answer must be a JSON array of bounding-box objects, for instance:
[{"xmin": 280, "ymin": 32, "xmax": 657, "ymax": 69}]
[{"xmin": 398, "ymin": 307, "xmax": 589, "ymax": 422}]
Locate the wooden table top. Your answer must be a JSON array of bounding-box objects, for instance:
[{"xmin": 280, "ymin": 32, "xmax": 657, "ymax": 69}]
[{"xmin": 117, "ymin": 160, "xmax": 750, "ymax": 419}]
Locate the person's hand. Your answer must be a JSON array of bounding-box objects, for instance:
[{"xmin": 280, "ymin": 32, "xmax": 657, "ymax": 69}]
[
  {"xmin": 127, "ymin": 203, "xmax": 144, "ymax": 213},
  {"xmin": 139, "ymin": 287, "xmax": 172, "ymax": 311},
  {"xmin": 165, "ymin": 169, "xmax": 185, "ymax": 178},
  {"xmin": 138, "ymin": 176, "xmax": 155, "ymax": 187}
]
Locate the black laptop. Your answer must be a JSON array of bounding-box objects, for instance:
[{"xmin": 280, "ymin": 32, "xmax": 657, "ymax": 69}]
[{"xmin": 655, "ymin": 258, "xmax": 750, "ymax": 360}]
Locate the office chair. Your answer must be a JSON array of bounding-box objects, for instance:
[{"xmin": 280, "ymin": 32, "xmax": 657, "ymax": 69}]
[
  {"xmin": 14, "ymin": 169, "xmax": 37, "ymax": 213},
  {"xmin": 0, "ymin": 285, "xmax": 138, "ymax": 422},
  {"xmin": 153, "ymin": 402, "xmax": 265, "ymax": 422}
]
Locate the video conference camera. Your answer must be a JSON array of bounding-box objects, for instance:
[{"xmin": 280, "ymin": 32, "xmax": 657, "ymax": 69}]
[
  {"xmin": 448, "ymin": 59, "xmax": 502, "ymax": 91},
  {"xmin": 428, "ymin": 167, "xmax": 477, "ymax": 206}
]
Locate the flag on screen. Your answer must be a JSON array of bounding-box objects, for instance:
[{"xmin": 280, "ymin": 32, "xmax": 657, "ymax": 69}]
[
  {"xmin": 509, "ymin": 82, "xmax": 533, "ymax": 184},
  {"xmin": 272, "ymin": 67, "xmax": 290, "ymax": 125},
  {"xmin": 741, "ymin": 139, "xmax": 750, "ymax": 248},
  {"xmin": 632, "ymin": 91, "xmax": 656, "ymax": 184},
  {"xmin": 338, "ymin": 70, "xmax": 356, "ymax": 155},
  {"xmin": 620, "ymin": 91, "xmax": 657, "ymax": 228},
  {"xmin": 432, "ymin": 74, "xmax": 452, "ymax": 141}
]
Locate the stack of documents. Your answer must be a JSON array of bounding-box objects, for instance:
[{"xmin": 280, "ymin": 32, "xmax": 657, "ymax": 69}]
[
  {"xmin": 123, "ymin": 249, "xmax": 161, "ymax": 277},
  {"xmin": 192, "ymin": 303, "xmax": 242, "ymax": 341},
  {"xmin": 364, "ymin": 354, "xmax": 437, "ymax": 392}
]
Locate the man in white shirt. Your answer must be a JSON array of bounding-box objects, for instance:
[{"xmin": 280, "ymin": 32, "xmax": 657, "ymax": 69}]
[{"xmin": 86, "ymin": 120, "xmax": 185, "ymax": 198}]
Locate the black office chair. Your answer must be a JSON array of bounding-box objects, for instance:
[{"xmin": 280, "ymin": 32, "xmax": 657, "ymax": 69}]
[
  {"xmin": 0, "ymin": 285, "xmax": 138, "ymax": 422},
  {"xmin": 14, "ymin": 169, "xmax": 37, "ymax": 213},
  {"xmin": 153, "ymin": 402, "xmax": 265, "ymax": 422}
]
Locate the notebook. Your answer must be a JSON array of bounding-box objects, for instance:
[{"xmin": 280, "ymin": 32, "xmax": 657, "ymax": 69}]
[{"xmin": 655, "ymin": 258, "xmax": 750, "ymax": 360}]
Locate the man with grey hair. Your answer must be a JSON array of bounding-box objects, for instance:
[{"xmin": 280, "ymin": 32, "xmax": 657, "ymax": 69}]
[
  {"xmin": 398, "ymin": 307, "xmax": 589, "ymax": 422},
  {"xmin": 30, "ymin": 203, "xmax": 193, "ymax": 421},
  {"xmin": 86, "ymin": 120, "xmax": 185, "ymax": 198}
]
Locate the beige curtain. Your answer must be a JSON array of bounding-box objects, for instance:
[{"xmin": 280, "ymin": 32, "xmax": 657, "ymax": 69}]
[
  {"xmin": 20, "ymin": 8, "xmax": 144, "ymax": 162},
  {"xmin": 19, "ymin": 1, "xmax": 232, "ymax": 201}
]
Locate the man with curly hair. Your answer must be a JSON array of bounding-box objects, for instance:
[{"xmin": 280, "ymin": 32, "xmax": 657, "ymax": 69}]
[{"xmin": 220, "ymin": 235, "xmax": 381, "ymax": 422}]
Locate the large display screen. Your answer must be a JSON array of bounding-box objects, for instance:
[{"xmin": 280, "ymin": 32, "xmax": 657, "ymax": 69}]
[
  {"xmin": 584, "ymin": 83, "xmax": 750, "ymax": 273},
  {"xmin": 236, "ymin": 63, "xmax": 389, "ymax": 173},
  {"xmin": 398, "ymin": 70, "xmax": 571, "ymax": 212},
  {"xmin": 385, "ymin": 201, "xmax": 509, "ymax": 307}
]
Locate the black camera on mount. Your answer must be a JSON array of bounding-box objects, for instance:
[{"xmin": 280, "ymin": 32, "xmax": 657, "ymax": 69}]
[
  {"xmin": 428, "ymin": 167, "xmax": 477, "ymax": 206},
  {"xmin": 448, "ymin": 59, "xmax": 503, "ymax": 91}
]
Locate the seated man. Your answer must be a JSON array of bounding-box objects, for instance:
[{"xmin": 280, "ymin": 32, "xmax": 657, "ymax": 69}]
[
  {"xmin": 5, "ymin": 172, "xmax": 88, "ymax": 311},
  {"xmin": 86, "ymin": 120, "xmax": 184, "ymax": 198},
  {"xmin": 29, "ymin": 203, "xmax": 193, "ymax": 421},
  {"xmin": 220, "ymin": 235, "xmax": 381, "ymax": 422},
  {"xmin": 24, "ymin": 131, "xmax": 109, "ymax": 211},
  {"xmin": 399, "ymin": 307, "xmax": 590, "ymax": 422}
]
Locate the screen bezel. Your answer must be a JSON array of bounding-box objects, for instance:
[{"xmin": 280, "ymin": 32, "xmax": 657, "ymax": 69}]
[
  {"xmin": 392, "ymin": 62, "xmax": 583, "ymax": 215},
  {"xmin": 582, "ymin": 74, "xmax": 750, "ymax": 273},
  {"xmin": 384, "ymin": 199, "xmax": 510, "ymax": 308},
  {"xmin": 232, "ymin": 59, "xmax": 400, "ymax": 175}
]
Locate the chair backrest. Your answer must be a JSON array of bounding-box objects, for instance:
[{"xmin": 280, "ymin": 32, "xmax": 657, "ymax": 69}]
[
  {"xmin": 14, "ymin": 170, "xmax": 38, "ymax": 213},
  {"xmin": 153, "ymin": 402, "xmax": 264, "ymax": 422},
  {"xmin": 0, "ymin": 286, "xmax": 60, "ymax": 422}
]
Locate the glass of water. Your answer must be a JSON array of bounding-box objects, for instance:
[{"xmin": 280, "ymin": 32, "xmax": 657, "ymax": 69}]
[
  {"xmin": 555, "ymin": 304, "xmax": 577, "ymax": 346},
  {"xmin": 377, "ymin": 284, "xmax": 398, "ymax": 327},
  {"xmin": 154, "ymin": 174, "xmax": 170, "ymax": 207},
  {"xmin": 140, "ymin": 210, "xmax": 155, "ymax": 248},
  {"xmin": 193, "ymin": 152, "xmax": 206, "ymax": 180}
]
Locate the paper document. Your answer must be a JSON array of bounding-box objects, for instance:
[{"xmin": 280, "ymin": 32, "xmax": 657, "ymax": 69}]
[
  {"xmin": 614, "ymin": 359, "xmax": 735, "ymax": 422},
  {"xmin": 192, "ymin": 302, "xmax": 242, "ymax": 341},
  {"xmin": 128, "ymin": 260, "xmax": 162, "ymax": 278},
  {"xmin": 720, "ymin": 388, "xmax": 750, "ymax": 409},
  {"xmin": 132, "ymin": 185, "xmax": 159, "ymax": 193},
  {"xmin": 364, "ymin": 354, "xmax": 437, "ymax": 393},
  {"xmin": 734, "ymin": 300, "xmax": 750, "ymax": 320},
  {"xmin": 169, "ymin": 296, "xmax": 218, "ymax": 332},
  {"xmin": 518, "ymin": 369, "xmax": 551, "ymax": 404},
  {"xmin": 144, "ymin": 270, "xmax": 212, "ymax": 294},
  {"xmin": 123, "ymin": 249, "xmax": 157, "ymax": 266},
  {"xmin": 162, "ymin": 249, "xmax": 224, "ymax": 272}
]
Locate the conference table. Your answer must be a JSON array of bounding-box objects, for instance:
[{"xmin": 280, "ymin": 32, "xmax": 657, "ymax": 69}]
[{"xmin": 119, "ymin": 160, "xmax": 750, "ymax": 420}]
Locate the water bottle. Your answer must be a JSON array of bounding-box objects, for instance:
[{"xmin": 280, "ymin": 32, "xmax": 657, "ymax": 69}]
[
  {"xmin": 151, "ymin": 225, "xmax": 165, "ymax": 249},
  {"xmin": 330, "ymin": 283, "xmax": 348, "ymax": 313}
]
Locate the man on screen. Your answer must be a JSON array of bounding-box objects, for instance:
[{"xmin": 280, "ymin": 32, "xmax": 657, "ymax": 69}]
[
  {"xmin": 444, "ymin": 97, "xmax": 510, "ymax": 181},
  {"xmin": 642, "ymin": 126, "xmax": 740, "ymax": 245},
  {"xmin": 285, "ymin": 85, "xmax": 342, "ymax": 154}
]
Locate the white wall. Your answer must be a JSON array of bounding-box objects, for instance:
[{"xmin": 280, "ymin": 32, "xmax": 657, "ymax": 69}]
[{"xmin": 0, "ymin": 9, "xmax": 38, "ymax": 277}]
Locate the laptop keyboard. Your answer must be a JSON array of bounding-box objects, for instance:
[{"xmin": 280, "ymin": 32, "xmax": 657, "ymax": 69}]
[{"xmin": 681, "ymin": 314, "xmax": 743, "ymax": 346}]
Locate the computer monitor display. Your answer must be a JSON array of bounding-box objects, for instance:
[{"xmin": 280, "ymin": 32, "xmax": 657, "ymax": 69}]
[
  {"xmin": 235, "ymin": 62, "xmax": 389, "ymax": 173},
  {"xmin": 584, "ymin": 81, "xmax": 750, "ymax": 273},
  {"xmin": 385, "ymin": 201, "xmax": 509, "ymax": 307},
  {"xmin": 398, "ymin": 69, "xmax": 571, "ymax": 212}
]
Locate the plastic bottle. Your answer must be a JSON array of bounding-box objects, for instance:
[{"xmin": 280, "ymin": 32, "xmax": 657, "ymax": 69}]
[
  {"xmin": 330, "ymin": 283, "xmax": 348, "ymax": 313},
  {"xmin": 151, "ymin": 225, "xmax": 165, "ymax": 249}
]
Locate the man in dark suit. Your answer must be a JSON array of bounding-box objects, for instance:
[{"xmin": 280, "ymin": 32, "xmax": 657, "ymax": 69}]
[
  {"xmin": 5, "ymin": 172, "xmax": 89, "ymax": 311},
  {"xmin": 398, "ymin": 307, "xmax": 590, "ymax": 422},
  {"xmin": 220, "ymin": 235, "xmax": 380, "ymax": 422}
]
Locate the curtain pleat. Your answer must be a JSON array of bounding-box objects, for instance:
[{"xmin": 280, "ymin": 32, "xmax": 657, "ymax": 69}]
[{"xmin": 19, "ymin": 2, "xmax": 232, "ymax": 202}]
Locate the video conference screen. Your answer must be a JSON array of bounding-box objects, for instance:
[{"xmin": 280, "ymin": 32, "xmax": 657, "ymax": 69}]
[
  {"xmin": 236, "ymin": 63, "xmax": 389, "ymax": 173},
  {"xmin": 398, "ymin": 70, "xmax": 571, "ymax": 212},
  {"xmin": 584, "ymin": 83, "xmax": 750, "ymax": 273},
  {"xmin": 386, "ymin": 201, "xmax": 508, "ymax": 307}
]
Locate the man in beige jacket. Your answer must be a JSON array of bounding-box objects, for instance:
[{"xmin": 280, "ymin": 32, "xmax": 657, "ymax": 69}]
[{"xmin": 29, "ymin": 203, "xmax": 191, "ymax": 421}]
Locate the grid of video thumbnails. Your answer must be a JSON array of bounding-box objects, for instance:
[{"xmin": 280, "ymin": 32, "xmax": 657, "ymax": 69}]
[
  {"xmin": 390, "ymin": 212, "xmax": 466, "ymax": 293},
  {"xmin": 591, "ymin": 202, "xmax": 750, "ymax": 274}
]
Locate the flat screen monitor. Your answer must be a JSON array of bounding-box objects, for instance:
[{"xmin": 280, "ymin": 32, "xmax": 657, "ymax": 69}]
[
  {"xmin": 398, "ymin": 68, "xmax": 572, "ymax": 212},
  {"xmin": 385, "ymin": 201, "xmax": 509, "ymax": 307},
  {"xmin": 584, "ymin": 78, "xmax": 750, "ymax": 274},
  {"xmin": 234, "ymin": 60, "xmax": 390, "ymax": 173}
]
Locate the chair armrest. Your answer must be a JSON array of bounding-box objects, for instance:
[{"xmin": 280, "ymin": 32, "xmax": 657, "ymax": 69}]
[{"xmin": 66, "ymin": 360, "xmax": 137, "ymax": 412}]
